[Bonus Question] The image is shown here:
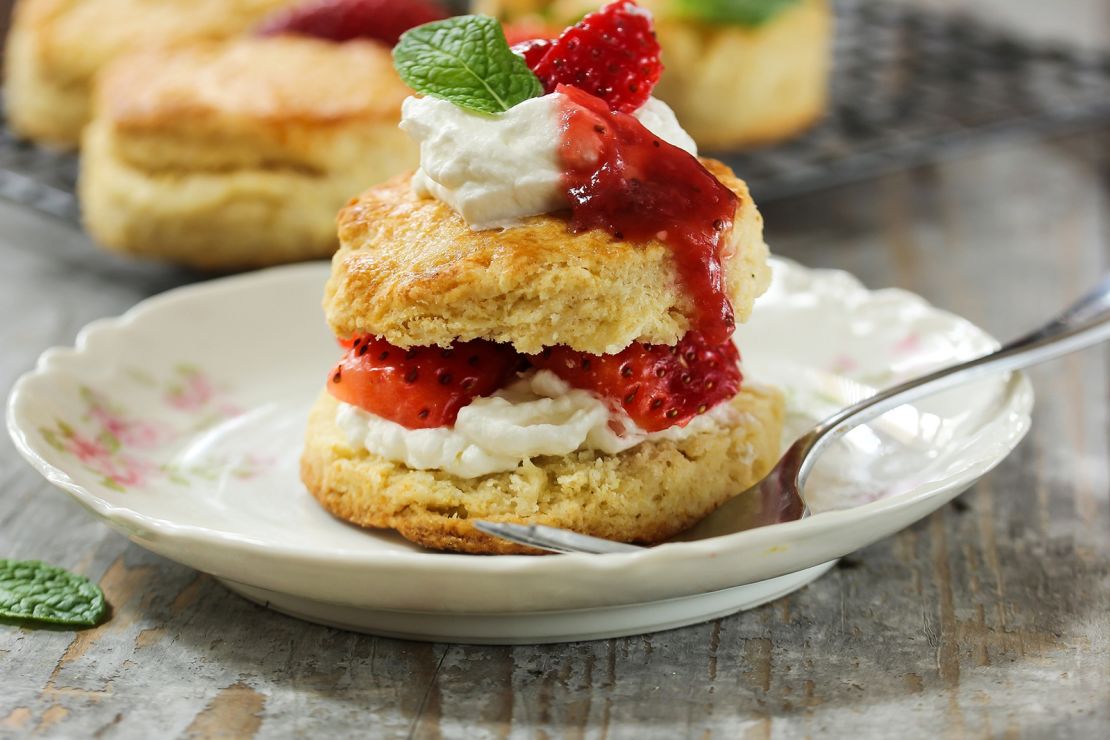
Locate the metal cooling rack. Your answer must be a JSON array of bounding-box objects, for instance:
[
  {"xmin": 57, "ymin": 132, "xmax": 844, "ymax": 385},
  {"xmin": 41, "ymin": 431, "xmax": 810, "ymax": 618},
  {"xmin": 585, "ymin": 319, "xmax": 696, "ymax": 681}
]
[
  {"xmin": 0, "ymin": 102, "xmax": 80, "ymax": 222},
  {"xmin": 1, "ymin": 0, "xmax": 1108, "ymax": 224}
]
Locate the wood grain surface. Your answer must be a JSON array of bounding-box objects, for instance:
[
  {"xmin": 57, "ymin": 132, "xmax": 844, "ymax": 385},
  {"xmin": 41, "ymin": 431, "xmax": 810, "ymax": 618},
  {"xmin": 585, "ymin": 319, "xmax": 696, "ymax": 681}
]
[{"xmin": 1, "ymin": 1, "xmax": 1108, "ymax": 738}]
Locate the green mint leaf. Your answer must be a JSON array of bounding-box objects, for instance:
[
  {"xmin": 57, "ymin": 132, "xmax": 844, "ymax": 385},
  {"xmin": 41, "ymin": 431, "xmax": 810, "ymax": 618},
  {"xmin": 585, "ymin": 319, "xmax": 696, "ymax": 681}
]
[
  {"xmin": 0, "ymin": 560, "xmax": 107, "ymax": 628},
  {"xmin": 393, "ymin": 15, "xmax": 544, "ymax": 115},
  {"xmin": 671, "ymin": 0, "xmax": 802, "ymax": 26}
]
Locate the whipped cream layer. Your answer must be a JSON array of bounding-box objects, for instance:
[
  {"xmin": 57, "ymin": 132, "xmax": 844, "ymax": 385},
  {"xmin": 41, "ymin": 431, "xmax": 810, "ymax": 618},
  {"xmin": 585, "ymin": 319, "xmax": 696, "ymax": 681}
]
[
  {"xmin": 337, "ymin": 370, "xmax": 739, "ymax": 478},
  {"xmin": 401, "ymin": 93, "xmax": 698, "ymax": 230}
]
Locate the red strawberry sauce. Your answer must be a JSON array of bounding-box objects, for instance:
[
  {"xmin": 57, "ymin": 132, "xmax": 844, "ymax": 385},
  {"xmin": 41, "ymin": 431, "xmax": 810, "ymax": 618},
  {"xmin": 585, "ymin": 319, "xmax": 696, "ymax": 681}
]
[{"xmin": 555, "ymin": 85, "xmax": 740, "ymax": 345}]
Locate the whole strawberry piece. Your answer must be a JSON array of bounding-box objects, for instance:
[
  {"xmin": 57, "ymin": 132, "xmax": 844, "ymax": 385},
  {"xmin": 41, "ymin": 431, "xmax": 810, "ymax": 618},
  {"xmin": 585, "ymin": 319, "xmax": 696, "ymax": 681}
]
[
  {"xmin": 529, "ymin": 0, "xmax": 663, "ymax": 113},
  {"xmin": 511, "ymin": 37, "xmax": 554, "ymax": 70},
  {"xmin": 532, "ymin": 332, "xmax": 742, "ymax": 433},
  {"xmin": 328, "ymin": 336, "xmax": 520, "ymax": 429},
  {"xmin": 257, "ymin": 0, "xmax": 448, "ymax": 46}
]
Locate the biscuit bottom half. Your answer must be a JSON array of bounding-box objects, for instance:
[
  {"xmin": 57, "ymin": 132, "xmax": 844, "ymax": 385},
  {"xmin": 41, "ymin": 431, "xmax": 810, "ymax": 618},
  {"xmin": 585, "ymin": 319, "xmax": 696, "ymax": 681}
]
[{"xmin": 301, "ymin": 386, "xmax": 785, "ymax": 554}]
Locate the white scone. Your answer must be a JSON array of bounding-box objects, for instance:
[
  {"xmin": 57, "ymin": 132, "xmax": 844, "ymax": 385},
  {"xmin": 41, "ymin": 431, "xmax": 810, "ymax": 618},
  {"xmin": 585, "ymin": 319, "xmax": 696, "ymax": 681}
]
[
  {"xmin": 475, "ymin": 0, "xmax": 833, "ymax": 149},
  {"xmin": 79, "ymin": 36, "xmax": 418, "ymax": 270},
  {"xmin": 3, "ymin": 0, "xmax": 297, "ymax": 148}
]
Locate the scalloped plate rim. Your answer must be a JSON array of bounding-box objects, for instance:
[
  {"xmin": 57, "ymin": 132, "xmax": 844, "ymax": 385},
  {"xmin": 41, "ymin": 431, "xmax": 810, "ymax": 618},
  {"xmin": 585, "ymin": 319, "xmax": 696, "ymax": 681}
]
[{"xmin": 6, "ymin": 260, "xmax": 1034, "ymax": 578}]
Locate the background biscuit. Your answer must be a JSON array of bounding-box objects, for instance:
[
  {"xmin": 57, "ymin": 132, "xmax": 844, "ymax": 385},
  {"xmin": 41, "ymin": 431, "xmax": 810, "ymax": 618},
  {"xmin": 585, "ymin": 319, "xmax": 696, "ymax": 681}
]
[
  {"xmin": 4, "ymin": 0, "xmax": 296, "ymax": 147},
  {"xmin": 79, "ymin": 37, "xmax": 418, "ymax": 270},
  {"xmin": 475, "ymin": 0, "xmax": 832, "ymax": 149}
]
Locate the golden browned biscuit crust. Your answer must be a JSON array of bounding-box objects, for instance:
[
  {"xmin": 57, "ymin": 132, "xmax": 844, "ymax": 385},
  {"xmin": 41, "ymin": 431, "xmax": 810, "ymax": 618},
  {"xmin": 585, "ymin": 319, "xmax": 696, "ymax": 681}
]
[
  {"xmin": 79, "ymin": 37, "xmax": 418, "ymax": 270},
  {"xmin": 325, "ymin": 159, "xmax": 771, "ymax": 354},
  {"xmin": 475, "ymin": 0, "xmax": 832, "ymax": 150},
  {"xmin": 3, "ymin": 0, "xmax": 296, "ymax": 147},
  {"xmin": 301, "ymin": 387, "xmax": 784, "ymax": 554},
  {"xmin": 95, "ymin": 37, "xmax": 412, "ymax": 170}
]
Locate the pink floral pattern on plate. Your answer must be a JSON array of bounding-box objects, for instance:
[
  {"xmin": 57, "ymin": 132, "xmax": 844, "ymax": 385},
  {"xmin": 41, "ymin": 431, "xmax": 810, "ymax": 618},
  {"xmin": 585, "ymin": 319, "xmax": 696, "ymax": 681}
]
[
  {"xmin": 164, "ymin": 364, "xmax": 243, "ymax": 420},
  {"xmin": 39, "ymin": 365, "xmax": 268, "ymax": 492}
]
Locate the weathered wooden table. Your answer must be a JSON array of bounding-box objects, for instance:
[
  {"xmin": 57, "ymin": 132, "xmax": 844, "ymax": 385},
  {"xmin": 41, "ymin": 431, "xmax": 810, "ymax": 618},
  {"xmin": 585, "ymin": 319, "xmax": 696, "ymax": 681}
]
[{"xmin": 1, "ymin": 1, "xmax": 1107, "ymax": 738}]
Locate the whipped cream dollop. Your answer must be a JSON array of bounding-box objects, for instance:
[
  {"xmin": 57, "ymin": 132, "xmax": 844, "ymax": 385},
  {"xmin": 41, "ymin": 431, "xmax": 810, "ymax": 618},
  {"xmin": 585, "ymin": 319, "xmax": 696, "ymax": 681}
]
[
  {"xmin": 337, "ymin": 370, "xmax": 739, "ymax": 479},
  {"xmin": 401, "ymin": 92, "xmax": 698, "ymax": 230}
]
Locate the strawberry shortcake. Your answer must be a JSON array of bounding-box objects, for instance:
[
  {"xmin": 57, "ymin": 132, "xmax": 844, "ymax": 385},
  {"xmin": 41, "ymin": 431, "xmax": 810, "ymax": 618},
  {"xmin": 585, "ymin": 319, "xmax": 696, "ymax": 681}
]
[{"xmin": 300, "ymin": 1, "xmax": 785, "ymax": 553}]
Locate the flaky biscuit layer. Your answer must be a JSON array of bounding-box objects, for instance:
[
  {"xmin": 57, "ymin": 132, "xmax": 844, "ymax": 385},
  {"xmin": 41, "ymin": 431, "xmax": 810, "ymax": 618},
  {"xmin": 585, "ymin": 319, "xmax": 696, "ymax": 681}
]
[
  {"xmin": 326, "ymin": 160, "xmax": 771, "ymax": 354},
  {"xmin": 301, "ymin": 387, "xmax": 784, "ymax": 554}
]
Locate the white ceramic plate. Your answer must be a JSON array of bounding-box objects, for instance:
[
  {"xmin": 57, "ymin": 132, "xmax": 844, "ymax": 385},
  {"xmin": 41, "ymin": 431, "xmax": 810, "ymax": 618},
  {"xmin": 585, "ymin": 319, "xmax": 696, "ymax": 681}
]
[{"xmin": 7, "ymin": 259, "xmax": 1033, "ymax": 643}]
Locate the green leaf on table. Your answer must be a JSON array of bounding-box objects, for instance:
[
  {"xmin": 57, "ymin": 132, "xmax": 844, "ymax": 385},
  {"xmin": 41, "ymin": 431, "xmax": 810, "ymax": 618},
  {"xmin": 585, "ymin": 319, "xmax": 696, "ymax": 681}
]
[
  {"xmin": 671, "ymin": 0, "xmax": 803, "ymax": 27},
  {"xmin": 0, "ymin": 559, "xmax": 107, "ymax": 628},
  {"xmin": 393, "ymin": 15, "xmax": 544, "ymax": 115}
]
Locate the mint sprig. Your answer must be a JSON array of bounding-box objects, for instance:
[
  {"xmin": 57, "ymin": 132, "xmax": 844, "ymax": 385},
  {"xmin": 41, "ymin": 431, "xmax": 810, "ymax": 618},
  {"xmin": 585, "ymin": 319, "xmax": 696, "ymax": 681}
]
[
  {"xmin": 0, "ymin": 559, "xmax": 107, "ymax": 628},
  {"xmin": 672, "ymin": 0, "xmax": 802, "ymax": 27},
  {"xmin": 393, "ymin": 15, "xmax": 543, "ymax": 115}
]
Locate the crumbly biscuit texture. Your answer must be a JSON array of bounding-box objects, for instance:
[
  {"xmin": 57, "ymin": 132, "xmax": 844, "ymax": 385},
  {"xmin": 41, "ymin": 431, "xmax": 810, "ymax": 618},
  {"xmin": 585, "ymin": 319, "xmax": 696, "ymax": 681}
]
[
  {"xmin": 3, "ymin": 0, "xmax": 296, "ymax": 147},
  {"xmin": 301, "ymin": 386, "xmax": 785, "ymax": 554},
  {"xmin": 79, "ymin": 37, "xmax": 418, "ymax": 270},
  {"xmin": 325, "ymin": 159, "xmax": 771, "ymax": 354}
]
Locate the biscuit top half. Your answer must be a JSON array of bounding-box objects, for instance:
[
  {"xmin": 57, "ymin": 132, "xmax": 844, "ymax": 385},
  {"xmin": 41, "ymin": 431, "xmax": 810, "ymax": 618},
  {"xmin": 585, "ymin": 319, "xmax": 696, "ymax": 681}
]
[
  {"xmin": 94, "ymin": 36, "xmax": 411, "ymax": 173},
  {"xmin": 325, "ymin": 159, "xmax": 771, "ymax": 355}
]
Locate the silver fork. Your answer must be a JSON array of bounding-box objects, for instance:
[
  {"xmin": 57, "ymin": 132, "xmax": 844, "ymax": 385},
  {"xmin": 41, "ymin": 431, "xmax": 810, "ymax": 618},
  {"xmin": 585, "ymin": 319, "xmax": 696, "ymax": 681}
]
[{"xmin": 474, "ymin": 275, "xmax": 1110, "ymax": 554}]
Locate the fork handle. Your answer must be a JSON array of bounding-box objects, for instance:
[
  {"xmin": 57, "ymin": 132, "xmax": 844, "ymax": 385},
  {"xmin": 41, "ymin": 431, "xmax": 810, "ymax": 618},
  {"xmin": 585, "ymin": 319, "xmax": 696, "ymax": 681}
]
[{"xmin": 799, "ymin": 274, "xmax": 1110, "ymax": 483}]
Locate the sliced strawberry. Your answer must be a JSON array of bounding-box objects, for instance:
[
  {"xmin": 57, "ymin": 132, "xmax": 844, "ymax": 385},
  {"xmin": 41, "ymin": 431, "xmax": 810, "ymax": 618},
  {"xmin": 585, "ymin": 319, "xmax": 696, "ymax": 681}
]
[
  {"xmin": 532, "ymin": 332, "xmax": 742, "ymax": 433},
  {"xmin": 528, "ymin": 0, "xmax": 662, "ymax": 113},
  {"xmin": 256, "ymin": 0, "xmax": 448, "ymax": 46},
  {"xmin": 328, "ymin": 336, "xmax": 520, "ymax": 429}
]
